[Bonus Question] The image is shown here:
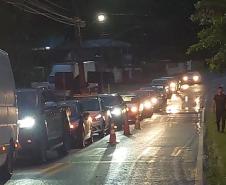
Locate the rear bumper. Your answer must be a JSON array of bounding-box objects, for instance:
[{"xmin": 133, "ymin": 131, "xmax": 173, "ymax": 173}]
[
  {"xmin": 0, "ymin": 153, "xmax": 7, "ymax": 167},
  {"xmin": 127, "ymin": 113, "xmax": 140, "ymax": 123},
  {"xmin": 18, "ymin": 130, "xmax": 40, "ymax": 151}
]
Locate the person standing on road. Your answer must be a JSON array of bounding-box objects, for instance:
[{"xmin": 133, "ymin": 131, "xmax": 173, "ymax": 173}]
[{"xmin": 213, "ymin": 86, "xmax": 226, "ymax": 132}]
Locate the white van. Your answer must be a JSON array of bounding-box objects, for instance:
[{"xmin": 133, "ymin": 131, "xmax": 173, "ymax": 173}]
[{"xmin": 0, "ymin": 49, "xmax": 18, "ymax": 178}]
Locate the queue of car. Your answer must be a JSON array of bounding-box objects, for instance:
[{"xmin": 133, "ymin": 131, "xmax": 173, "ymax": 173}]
[{"xmin": 0, "ymin": 49, "xmax": 202, "ymax": 179}]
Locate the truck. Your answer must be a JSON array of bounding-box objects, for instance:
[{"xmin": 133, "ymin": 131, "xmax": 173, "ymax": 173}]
[{"xmin": 0, "ymin": 49, "xmax": 18, "ymax": 179}]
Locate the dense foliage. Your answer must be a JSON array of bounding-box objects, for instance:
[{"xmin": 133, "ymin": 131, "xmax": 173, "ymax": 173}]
[{"xmin": 188, "ymin": 0, "xmax": 226, "ymax": 71}]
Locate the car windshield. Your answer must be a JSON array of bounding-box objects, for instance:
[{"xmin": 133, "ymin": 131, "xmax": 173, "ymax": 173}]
[
  {"xmin": 79, "ymin": 98, "xmax": 100, "ymax": 111},
  {"xmin": 17, "ymin": 91, "xmax": 38, "ymax": 108},
  {"xmin": 101, "ymin": 96, "xmax": 122, "ymax": 106}
]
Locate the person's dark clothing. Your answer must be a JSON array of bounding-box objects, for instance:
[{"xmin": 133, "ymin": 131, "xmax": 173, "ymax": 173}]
[{"xmin": 214, "ymin": 94, "xmax": 226, "ymax": 132}]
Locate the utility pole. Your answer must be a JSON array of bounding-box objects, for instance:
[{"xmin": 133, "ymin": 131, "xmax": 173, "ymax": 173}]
[{"xmin": 73, "ymin": 17, "xmax": 86, "ymax": 93}]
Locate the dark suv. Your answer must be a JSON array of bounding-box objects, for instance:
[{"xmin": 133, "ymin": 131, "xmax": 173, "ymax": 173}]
[
  {"xmin": 17, "ymin": 88, "xmax": 71, "ymax": 162},
  {"xmin": 99, "ymin": 94, "xmax": 127, "ymax": 131}
]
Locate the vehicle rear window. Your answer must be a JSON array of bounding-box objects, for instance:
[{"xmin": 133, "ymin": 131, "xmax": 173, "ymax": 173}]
[
  {"xmin": 17, "ymin": 91, "xmax": 38, "ymax": 108},
  {"xmin": 79, "ymin": 99, "xmax": 100, "ymax": 111},
  {"xmin": 101, "ymin": 96, "xmax": 123, "ymax": 106}
]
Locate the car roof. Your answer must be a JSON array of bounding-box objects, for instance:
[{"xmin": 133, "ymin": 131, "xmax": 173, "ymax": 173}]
[
  {"xmin": 99, "ymin": 93, "xmax": 118, "ymax": 96},
  {"xmin": 161, "ymin": 76, "xmax": 174, "ymax": 79},
  {"xmin": 74, "ymin": 95, "xmax": 98, "ymax": 99},
  {"xmin": 187, "ymin": 71, "xmax": 200, "ymax": 74},
  {"xmin": 120, "ymin": 94, "xmax": 136, "ymax": 97},
  {"xmin": 17, "ymin": 88, "xmax": 38, "ymax": 93},
  {"xmin": 76, "ymin": 96, "xmax": 99, "ymax": 101}
]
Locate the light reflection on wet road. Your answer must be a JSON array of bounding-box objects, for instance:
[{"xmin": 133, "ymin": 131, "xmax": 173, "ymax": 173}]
[{"xmin": 3, "ymin": 84, "xmax": 204, "ymax": 185}]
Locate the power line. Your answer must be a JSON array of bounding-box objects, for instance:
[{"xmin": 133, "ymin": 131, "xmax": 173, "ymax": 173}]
[
  {"xmin": 42, "ymin": 0, "xmax": 69, "ymax": 12},
  {"xmin": 2, "ymin": 0, "xmax": 75, "ymax": 25},
  {"xmin": 24, "ymin": 0, "xmax": 73, "ymax": 22}
]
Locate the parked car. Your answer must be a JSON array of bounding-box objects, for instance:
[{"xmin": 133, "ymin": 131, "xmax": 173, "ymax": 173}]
[
  {"xmin": 17, "ymin": 88, "xmax": 71, "ymax": 162},
  {"xmin": 99, "ymin": 94, "xmax": 127, "ymax": 131},
  {"xmin": 0, "ymin": 49, "xmax": 18, "ymax": 178},
  {"xmin": 75, "ymin": 96, "xmax": 111, "ymax": 138},
  {"xmin": 121, "ymin": 94, "xmax": 143, "ymax": 124},
  {"xmin": 181, "ymin": 71, "xmax": 202, "ymax": 84},
  {"xmin": 59, "ymin": 100, "xmax": 93, "ymax": 148}
]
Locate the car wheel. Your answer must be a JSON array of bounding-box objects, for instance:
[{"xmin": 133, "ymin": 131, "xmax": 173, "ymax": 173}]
[
  {"xmin": 77, "ymin": 130, "xmax": 85, "ymax": 149},
  {"xmin": 99, "ymin": 121, "xmax": 106, "ymax": 138},
  {"xmin": 87, "ymin": 133, "xmax": 94, "ymax": 145},
  {"xmin": 57, "ymin": 130, "xmax": 71, "ymax": 156},
  {"xmin": 34, "ymin": 138, "xmax": 48, "ymax": 164},
  {"xmin": 99, "ymin": 131, "xmax": 105, "ymax": 138}
]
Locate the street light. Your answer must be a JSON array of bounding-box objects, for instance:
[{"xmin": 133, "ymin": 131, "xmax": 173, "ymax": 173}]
[{"xmin": 97, "ymin": 13, "xmax": 106, "ymax": 23}]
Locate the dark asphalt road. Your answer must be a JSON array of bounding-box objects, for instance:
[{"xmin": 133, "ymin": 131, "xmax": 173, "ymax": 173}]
[{"xmin": 3, "ymin": 84, "xmax": 204, "ymax": 185}]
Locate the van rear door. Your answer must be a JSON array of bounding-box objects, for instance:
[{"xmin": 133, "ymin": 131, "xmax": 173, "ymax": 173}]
[{"xmin": 0, "ymin": 50, "xmax": 17, "ymax": 166}]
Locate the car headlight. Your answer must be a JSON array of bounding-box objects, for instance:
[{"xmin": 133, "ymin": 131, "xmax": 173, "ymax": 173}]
[
  {"xmin": 139, "ymin": 104, "xmax": 144, "ymax": 112},
  {"xmin": 170, "ymin": 82, "xmax": 177, "ymax": 91},
  {"xmin": 183, "ymin": 76, "xmax": 188, "ymax": 81},
  {"xmin": 111, "ymin": 108, "xmax": 122, "ymax": 116},
  {"xmin": 151, "ymin": 97, "xmax": 158, "ymax": 104},
  {"xmin": 131, "ymin": 106, "xmax": 138, "ymax": 113},
  {"xmin": 95, "ymin": 114, "xmax": 102, "ymax": 120},
  {"xmin": 193, "ymin": 75, "xmax": 199, "ymax": 81},
  {"xmin": 144, "ymin": 101, "xmax": 152, "ymax": 109},
  {"xmin": 170, "ymin": 82, "xmax": 176, "ymax": 88},
  {"xmin": 18, "ymin": 116, "xmax": 35, "ymax": 128}
]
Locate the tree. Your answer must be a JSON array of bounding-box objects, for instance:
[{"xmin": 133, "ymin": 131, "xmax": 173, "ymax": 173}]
[{"xmin": 187, "ymin": 0, "xmax": 226, "ymax": 71}]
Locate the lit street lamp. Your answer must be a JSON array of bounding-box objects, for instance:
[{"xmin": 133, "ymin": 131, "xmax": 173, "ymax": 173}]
[
  {"xmin": 97, "ymin": 13, "xmax": 106, "ymax": 23},
  {"xmin": 73, "ymin": 14, "xmax": 106, "ymax": 93}
]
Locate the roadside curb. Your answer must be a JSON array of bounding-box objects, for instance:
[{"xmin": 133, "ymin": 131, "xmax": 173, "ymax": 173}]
[{"xmin": 195, "ymin": 108, "xmax": 205, "ymax": 185}]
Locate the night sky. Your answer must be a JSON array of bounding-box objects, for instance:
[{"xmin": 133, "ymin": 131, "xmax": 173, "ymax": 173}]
[{"xmin": 0, "ymin": 0, "xmax": 198, "ymax": 59}]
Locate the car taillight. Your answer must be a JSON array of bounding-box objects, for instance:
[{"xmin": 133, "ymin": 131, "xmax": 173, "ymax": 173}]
[{"xmin": 70, "ymin": 120, "xmax": 79, "ymax": 129}]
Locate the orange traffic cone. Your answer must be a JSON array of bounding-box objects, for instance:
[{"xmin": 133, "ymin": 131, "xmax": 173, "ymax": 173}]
[
  {"xmin": 135, "ymin": 118, "xmax": 141, "ymax": 130},
  {"xmin": 124, "ymin": 118, "xmax": 131, "ymax": 136},
  {"xmin": 108, "ymin": 123, "xmax": 118, "ymax": 145}
]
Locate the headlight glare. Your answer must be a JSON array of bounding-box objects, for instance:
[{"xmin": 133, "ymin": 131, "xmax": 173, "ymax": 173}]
[
  {"xmin": 18, "ymin": 116, "xmax": 35, "ymax": 128},
  {"xmin": 183, "ymin": 76, "xmax": 188, "ymax": 81},
  {"xmin": 193, "ymin": 75, "xmax": 199, "ymax": 81},
  {"xmin": 144, "ymin": 101, "xmax": 152, "ymax": 109},
  {"xmin": 111, "ymin": 108, "xmax": 121, "ymax": 116},
  {"xmin": 131, "ymin": 106, "xmax": 138, "ymax": 113},
  {"xmin": 151, "ymin": 97, "xmax": 158, "ymax": 104}
]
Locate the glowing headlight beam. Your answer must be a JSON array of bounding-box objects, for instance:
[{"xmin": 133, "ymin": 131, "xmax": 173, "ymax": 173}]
[
  {"xmin": 144, "ymin": 101, "xmax": 152, "ymax": 109},
  {"xmin": 193, "ymin": 75, "xmax": 199, "ymax": 81},
  {"xmin": 151, "ymin": 97, "xmax": 158, "ymax": 104},
  {"xmin": 111, "ymin": 108, "xmax": 122, "ymax": 116},
  {"xmin": 131, "ymin": 106, "xmax": 138, "ymax": 113},
  {"xmin": 18, "ymin": 116, "xmax": 35, "ymax": 128},
  {"xmin": 183, "ymin": 76, "xmax": 188, "ymax": 81}
]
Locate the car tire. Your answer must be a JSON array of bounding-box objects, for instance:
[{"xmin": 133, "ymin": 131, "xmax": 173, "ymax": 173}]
[
  {"xmin": 34, "ymin": 137, "xmax": 48, "ymax": 164},
  {"xmin": 57, "ymin": 130, "xmax": 71, "ymax": 156},
  {"xmin": 87, "ymin": 133, "xmax": 94, "ymax": 145},
  {"xmin": 99, "ymin": 129, "xmax": 105, "ymax": 138},
  {"xmin": 99, "ymin": 120, "xmax": 106, "ymax": 138},
  {"xmin": 77, "ymin": 130, "xmax": 85, "ymax": 149}
]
